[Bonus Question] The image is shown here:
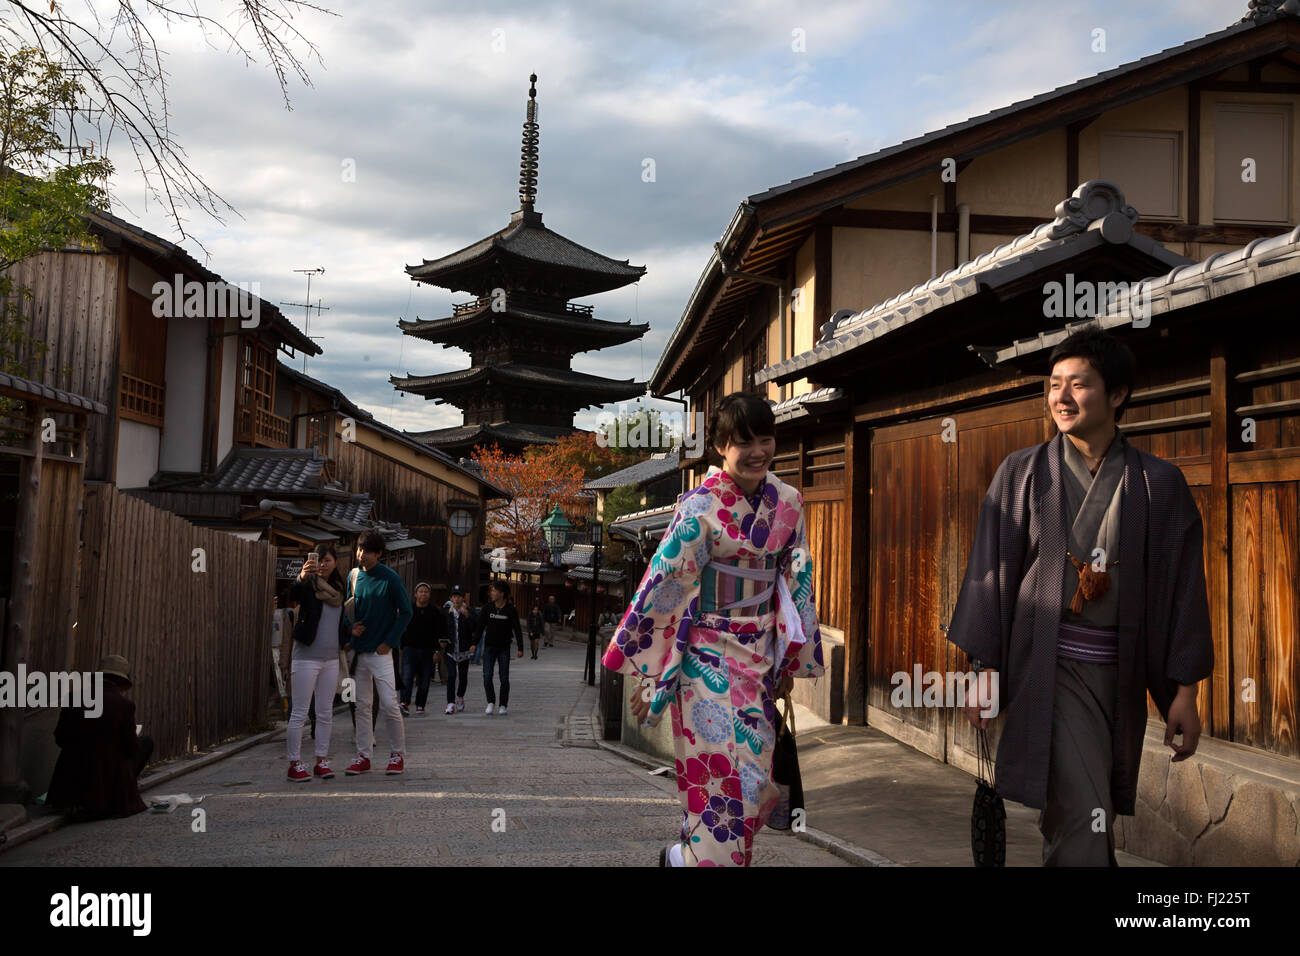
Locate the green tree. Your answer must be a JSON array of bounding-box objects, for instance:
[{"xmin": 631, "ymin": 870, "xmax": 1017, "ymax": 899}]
[
  {"xmin": 0, "ymin": 45, "xmax": 113, "ymax": 383},
  {"xmin": 599, "ymin": 484, "xmax": 646, "ymax": 570}
]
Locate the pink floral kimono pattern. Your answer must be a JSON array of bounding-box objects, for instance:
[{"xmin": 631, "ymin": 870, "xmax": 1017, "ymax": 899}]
[{"xmin": 602, "ymin": 465, "xmax": 824, "ymax": 866}]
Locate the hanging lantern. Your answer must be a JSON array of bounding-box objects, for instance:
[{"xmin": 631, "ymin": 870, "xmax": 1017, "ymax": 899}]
[
  {"xmin": 565, "ymin": 579, "xmax": 575, "ymax": 589},
  {"xmin": 596, "ymin": 584, "xmax": 606, "ymax": 594}
]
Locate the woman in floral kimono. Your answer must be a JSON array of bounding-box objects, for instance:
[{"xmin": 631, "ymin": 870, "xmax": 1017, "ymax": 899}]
[{"xmin": 602, "ymin": 392, "xmax": 824, "ymax": 866}]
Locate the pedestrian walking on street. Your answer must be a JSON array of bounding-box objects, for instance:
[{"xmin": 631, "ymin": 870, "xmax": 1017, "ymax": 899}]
[
  {"xmin": 401, "ymin": 582, "xmax": 444, "ymax": 715},
  {"xmin": 344, "ymin": 530, "xmax": 413, "ymax": 776},
  {"xmin": 474, "ymin": 579, "xmax": 523, "ymax": 714},
  {"xmin": 285, "ymin": 545, "xmax": 347, "ymax": 781},
  {"xmin": 542, "ymin": 594, "xmax": 561, "ymax": 646},
  {"xmin": 526, "ymin": 604, "xmax": 545, "ymax": 659},
  {"xmin": 603, "ymin": 392, "xmax": 825, "ymax": 866},
  {"xmin": 442, "ymin": 585, "xmax": 474, "ymax": 713},
  {"xmin": 947, "ymin": 328, "xmax": 1213, "ymax": 866}
]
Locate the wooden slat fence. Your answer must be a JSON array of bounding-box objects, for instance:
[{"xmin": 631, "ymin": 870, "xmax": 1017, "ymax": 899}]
[{"xmin": 74, "ymin": 484, "xmax": 276, "ymax": 761}]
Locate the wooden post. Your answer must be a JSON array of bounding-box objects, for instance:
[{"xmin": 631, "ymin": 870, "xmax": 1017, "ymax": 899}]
[{"xmin": 0, "ymin": 402, "xmax": 46, "ymax": 802}]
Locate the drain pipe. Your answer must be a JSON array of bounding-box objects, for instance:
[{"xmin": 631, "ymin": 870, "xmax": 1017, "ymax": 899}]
[{"xmin": 930, "ymin": 193, "xmax": 939, "ymax": 279}]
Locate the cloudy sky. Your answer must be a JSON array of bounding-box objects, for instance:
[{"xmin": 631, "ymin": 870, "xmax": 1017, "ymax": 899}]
[{"xmin": 76, "ymin": 0, "xmax": 1238, "ymax": 435}]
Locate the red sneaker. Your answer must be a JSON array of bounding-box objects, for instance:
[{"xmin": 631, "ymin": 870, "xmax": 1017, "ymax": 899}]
[
  {"xmin": 287, "ymin": 760, "xmax": 310, "ymax": 782},
  {"xmin": 345, "ymin": 755, "xmax": 371, "ymax": 775},
  {"xmin": 313, "ymin": 759, "xmax": 335, "ymax": 779},
  {"xmin": 386, "ymin": 752, "xmax": 404, "ymax": 775}
]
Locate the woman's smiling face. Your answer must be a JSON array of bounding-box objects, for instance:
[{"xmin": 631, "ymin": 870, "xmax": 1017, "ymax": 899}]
[{"xmin": 715, "ymin": 432, "xmax": 775, "ymax": 489}]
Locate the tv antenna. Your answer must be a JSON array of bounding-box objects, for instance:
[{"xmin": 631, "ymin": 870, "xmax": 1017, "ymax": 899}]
[{"xmin": 281, "ymin": 268, "xmax": 329, "ymax": 372}]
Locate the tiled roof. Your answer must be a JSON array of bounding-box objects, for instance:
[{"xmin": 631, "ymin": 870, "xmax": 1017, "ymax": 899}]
[
  {"xmin": 756, "ymin": 181, "xmax": 1191, "ymax": 385},
  {"xmin": 978, "ymin": 224, "xmax": 1300, "ymax": 367},
  {"xmin": 607, "ymin": 504, "xmax": 676, "ymax": 544},
  {"xmin": 204, "ymin": 448, "xmax": 329, "ymax": 494},
  {"xmin": 406, "ymin": 208, "xmax": 645, "ymax": 296},
  {"xmin": 585, "ymin": 450, "xmax": 681, "ymax": 490},
  {"xmin": 772, "ymin": 388, "xmax": 846, "ymax": 425},
  {"xmin": 320, "ymin": 496, "xmax": 373, "ymax": 525},
  {"xmin": 0, "ymin": 370, "xmax": 107, "ymax": 414},
  {"xmin": 410, "ymin": 422, "xmax": 577, "ymax": 453},
  {"xmin": 392, "ymin": 363, "xmax": 646, "ymax": 400},
  {"xmin": 397, "ymin": 303, "xmax": 648, "ymax": 349}
]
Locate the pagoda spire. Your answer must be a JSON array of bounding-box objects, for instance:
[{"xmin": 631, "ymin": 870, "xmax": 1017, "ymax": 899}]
[{"xmin": 518, "ymin": 73, "xmax": 540, "ymax": 212}]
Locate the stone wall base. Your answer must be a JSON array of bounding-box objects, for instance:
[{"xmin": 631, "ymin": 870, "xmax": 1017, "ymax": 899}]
[{"xmin": 1115, "ymin": 720, "xmax": 1300, "ymax": 866}]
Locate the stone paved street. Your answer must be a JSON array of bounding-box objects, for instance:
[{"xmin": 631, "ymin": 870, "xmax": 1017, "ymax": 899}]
[{"xmin": 1, "ymin": 641, "xmax": 846, "ymax": 866}]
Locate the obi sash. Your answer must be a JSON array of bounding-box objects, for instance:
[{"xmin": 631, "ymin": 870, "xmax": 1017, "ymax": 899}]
[{"xmin": 705, "ymin": 561, "xmax": 807, "ymax": 666}]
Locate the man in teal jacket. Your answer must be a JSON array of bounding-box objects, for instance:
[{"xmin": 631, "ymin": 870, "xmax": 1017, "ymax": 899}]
[{"xmin": 345, "ymin": 530, "xmax": 413, "ymax": 776}]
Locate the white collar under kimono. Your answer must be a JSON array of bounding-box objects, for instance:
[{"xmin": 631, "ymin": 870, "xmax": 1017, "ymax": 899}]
[
  {"xmin": 1060, "ymin": 430, "xmax": 1125, "ymax": 624},
  {"xmin": 702, "ymin": 466, "xmax": 809, "ymax": 663}
]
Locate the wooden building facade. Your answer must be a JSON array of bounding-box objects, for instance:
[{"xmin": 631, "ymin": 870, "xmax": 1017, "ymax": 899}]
[{"xmin": 650, "ymin": 6, "xmax": 1300, "ymax": 863}]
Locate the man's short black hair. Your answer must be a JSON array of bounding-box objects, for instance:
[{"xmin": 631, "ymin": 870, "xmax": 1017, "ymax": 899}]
[
  {"xmin": 357, "ymin": 529, "xmax": 386, "ymax": 557},
  {"xmin": 488, "ymin": 578, "xmax": 510, "ymax": 599},
  {"xmin": 1047, "ymin": 326, "xmax": 1138, "ymax": 420},
  {"xmin": 708, "ymin": 392, "xmax": 776, "ymax": 450}
]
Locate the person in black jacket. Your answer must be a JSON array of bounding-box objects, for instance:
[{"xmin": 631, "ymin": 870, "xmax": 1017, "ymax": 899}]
[
  {"xmin": 285, "ymin": 545, "xmax": 348, "ymax": 781},
  {"xmin": 400, "ymin": 582, "xmax": 443, "ymax": 715},
  {"xmin": 473, "ymin": 579, "xmax": 523, "ymax": 715},
  {"xmin": 526, "ymin": 604, "xmax": 545, "ymax": 660},
  {"xmin": 442, "ymin": 585, "xmax": 474, "ymax": 714}
]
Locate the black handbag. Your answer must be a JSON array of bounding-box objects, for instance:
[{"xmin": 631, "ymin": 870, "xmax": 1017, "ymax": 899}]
[
  {"xmin": 971, "ymin": 727, "xmax": 1006, "ymax": 866},
  {"xmin": 768, "ymin": 694, "xmax": 804, "ymax": 830}
]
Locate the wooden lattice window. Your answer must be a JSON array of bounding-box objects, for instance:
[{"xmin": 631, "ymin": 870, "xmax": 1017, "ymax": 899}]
[
  {"xmin": 236, "ymin": 337, "xmax": 289, "ymax": 447},
  {"xmin": 119, "ymin": 371, "xmax": 165, "ymax": 426}
]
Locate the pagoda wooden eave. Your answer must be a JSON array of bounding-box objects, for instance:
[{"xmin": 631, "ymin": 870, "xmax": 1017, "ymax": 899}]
[
  {"xmin": 405, "ymin": 209, "xmax": 646, "ymax": 298},
  {"xmin": 397, "ymin": 302, "xmax": 648, "ymax": 350},
  {"xmin": 391, "ymin": 362, "xmax": 647, "ymax": 403}
]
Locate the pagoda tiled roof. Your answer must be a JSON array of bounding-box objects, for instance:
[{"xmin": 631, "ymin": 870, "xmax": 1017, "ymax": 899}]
[
  {"xmin": 407, "ymin": 421, "xmax": 577, "ymax": 451},
  {"xmin": 397, "ymin": 302, "xmax": 648, "ymax": 349},
  {"xmin": 391, "ymin": 363, "xmax": 646, "ymax": 401},
  {"xmin": 405, "ymin": 208, "xmax": 645, "ymax": 297}
]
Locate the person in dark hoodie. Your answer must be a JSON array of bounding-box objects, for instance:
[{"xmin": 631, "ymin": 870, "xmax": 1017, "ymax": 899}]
[
  {"xmin": 442, "ymin": 585, "xmax": 474, "ymax": 714},
  {"xmin": 47, "ymin": 655, "xmax": 150, "ymax": 820},
  {"xmin": 401, "ymin": 582, "xmax": 444, "ymax": 715},
  {"xmin": 472, "ymin": 579, "xmax": 523, "ymax": 715}
]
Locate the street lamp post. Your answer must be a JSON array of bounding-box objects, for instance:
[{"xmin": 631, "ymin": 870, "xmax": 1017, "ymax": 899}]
[{"xmin": 584, "ymin": 520, "xmax": 603, "ymax": 686}]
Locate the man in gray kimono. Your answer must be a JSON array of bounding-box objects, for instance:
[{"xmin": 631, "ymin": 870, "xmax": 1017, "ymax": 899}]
[{"xmin": 949, "ymin": 327, "xmax": 1213, "ymax": 866}]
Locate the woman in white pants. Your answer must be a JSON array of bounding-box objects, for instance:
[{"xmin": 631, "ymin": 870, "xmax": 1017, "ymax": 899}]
[{"xmin": 285, "ymin": 545, "xmax": 347, "ymax": 781}]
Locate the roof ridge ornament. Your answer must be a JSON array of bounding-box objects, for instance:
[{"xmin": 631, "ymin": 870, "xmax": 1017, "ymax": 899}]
[
  {"xmin": 1048, "ymin": 180, "xmax": 1138, "ymax": 240},
  {"xmin": 1239, "ymin": 0, "xmax": 1300, "ymax": 24},
  {"xmin": 519, "ymin": 73, "xmax": 540, "ymax": 211}
]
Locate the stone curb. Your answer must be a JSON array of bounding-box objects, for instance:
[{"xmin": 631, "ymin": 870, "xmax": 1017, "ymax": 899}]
[
  {"xmin": 0, "ymin": 711, "xmax": 313, "ymax": 856},
  {"xmin": 591, "ymin": 736, "xmax": 903, "ymax": 867}
]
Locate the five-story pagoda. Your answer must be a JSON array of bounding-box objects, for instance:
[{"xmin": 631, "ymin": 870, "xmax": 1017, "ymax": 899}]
[{"xmin": 394, "ymin": 74, "xmax": 649, "ymax": 457}]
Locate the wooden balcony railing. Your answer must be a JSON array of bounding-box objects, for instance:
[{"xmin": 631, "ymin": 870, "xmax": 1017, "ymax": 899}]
[
  {"xmin": 235, "ymin": 404, "xmax": 291, "ymax": 448},
  {"xmin": 119, "ymin": 372, "xmax": 165, "ymax": 427}
]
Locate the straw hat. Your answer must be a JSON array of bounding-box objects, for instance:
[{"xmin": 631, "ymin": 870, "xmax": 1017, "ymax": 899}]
[{"xmin": 97, "ymin": 654, "xmax": 132, "ymax": 687}]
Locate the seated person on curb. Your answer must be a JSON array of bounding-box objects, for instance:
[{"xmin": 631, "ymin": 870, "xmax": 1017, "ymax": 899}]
[{"xmin": 47, "ymin": 655, "xmax": 152, "ymax": 821}]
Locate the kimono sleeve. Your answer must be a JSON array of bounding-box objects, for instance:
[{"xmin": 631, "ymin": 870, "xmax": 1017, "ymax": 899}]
[
  {"xmin": 946, "ymin": 455, "xmax": 1021, "ymax": 670},
  {"xmin": 601, "ymin": 496, "xmax": 709, "ymax": 724},
  {"xmin": 1161, "ymin": 480, "xmax": 1214, "ymax": 691},
  {"xmin": 775, "ymin": 498, "xmax": 826, "ymax": 680}
]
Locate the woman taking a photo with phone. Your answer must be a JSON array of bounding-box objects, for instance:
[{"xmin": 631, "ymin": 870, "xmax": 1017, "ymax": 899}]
[
  {"xmin": 286, "ymin": 544, "xmax": 347, "ymax": 781},
  {"xmin": 602, "ymin": 392, "xmax": 825, "ymax": 866}
]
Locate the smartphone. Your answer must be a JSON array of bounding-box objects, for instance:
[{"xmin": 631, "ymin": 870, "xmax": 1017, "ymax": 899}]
[{"xmin": 305, "ymin": 551, "xmax": 320, "ymax": 573}]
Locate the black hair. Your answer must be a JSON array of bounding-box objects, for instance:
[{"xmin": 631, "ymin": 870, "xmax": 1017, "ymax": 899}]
[
  {"xmin": 708, "ymin": 392, "xmax": 776, "ymax": 450},
  {"xmin": 489, "ymin": 578, "xmax": 510, "ymax": 599},
  {"xmin": 1047, "ymin": 327, "xmax": 1138, "ymax": 420},
  {"xmin": 316, "ymin": 543, "xmax": 346, "ymax": 592},
  {"xmin": 357, "ymin": 529, "xmax": 386, "ymax": 558}
]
